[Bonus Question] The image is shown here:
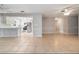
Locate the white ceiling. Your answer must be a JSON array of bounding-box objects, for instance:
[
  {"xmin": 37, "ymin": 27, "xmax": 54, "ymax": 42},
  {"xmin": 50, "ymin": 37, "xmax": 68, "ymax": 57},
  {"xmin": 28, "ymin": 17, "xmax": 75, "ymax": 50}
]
[{"xmin": 0, "ymin": 4, "xmax": 79, "ymax": 17}]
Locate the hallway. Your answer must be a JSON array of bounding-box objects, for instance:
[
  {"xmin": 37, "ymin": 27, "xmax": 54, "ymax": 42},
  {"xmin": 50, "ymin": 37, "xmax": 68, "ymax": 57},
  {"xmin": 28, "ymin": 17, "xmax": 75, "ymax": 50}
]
[{"xmin": 0, "ymin": 34, "xmax": 78, "ymax": 53}]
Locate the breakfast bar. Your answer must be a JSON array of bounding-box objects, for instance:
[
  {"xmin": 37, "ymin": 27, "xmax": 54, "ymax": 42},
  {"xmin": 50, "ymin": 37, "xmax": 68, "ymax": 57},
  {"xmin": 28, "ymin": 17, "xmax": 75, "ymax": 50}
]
[{"xmin": 0, "ymin": 27, "xmax": 21, "ymax": 37}]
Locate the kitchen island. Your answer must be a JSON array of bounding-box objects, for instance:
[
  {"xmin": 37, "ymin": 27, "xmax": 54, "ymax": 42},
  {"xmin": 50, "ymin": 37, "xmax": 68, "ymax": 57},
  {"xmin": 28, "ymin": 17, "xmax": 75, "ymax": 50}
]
[{"xmin": 0, "ymin": 26, "xmax": 21, "ymax": 37}]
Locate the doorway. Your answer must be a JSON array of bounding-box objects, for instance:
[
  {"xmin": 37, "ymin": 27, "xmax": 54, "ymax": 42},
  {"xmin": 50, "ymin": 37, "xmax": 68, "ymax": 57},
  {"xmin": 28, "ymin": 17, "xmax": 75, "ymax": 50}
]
[{"xmin": 54, "ymin": 17, "xmax": 64, "ymax": 34}]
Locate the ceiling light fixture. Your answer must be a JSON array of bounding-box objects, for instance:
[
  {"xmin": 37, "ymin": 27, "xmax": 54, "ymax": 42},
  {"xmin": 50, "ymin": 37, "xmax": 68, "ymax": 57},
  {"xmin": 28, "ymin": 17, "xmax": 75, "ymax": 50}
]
[
  {"xmin": 64, "ymin": 9, "xmax": 70, "ymax": 16},
  {"xmin": 61, "ymin": 9, "xmax": 71, "ymax": 16},
  {"xmin": 64, "ymin": 12, "xmax": 70, "ymax": 16},
  {"xmin": 64, "ymin": 9, "xmax": 68, "ymax": 12}
]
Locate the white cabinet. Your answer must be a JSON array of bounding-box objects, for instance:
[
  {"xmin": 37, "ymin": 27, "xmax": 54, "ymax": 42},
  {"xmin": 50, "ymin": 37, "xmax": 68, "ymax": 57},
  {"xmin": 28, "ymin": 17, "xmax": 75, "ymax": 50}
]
[
  {"xmin": 0, "ymin": 29, "xmax": 3, "ymax": 37},
  {"xmin": 0, "ymin": 28, "xmax": 20, "ymax": 37}
]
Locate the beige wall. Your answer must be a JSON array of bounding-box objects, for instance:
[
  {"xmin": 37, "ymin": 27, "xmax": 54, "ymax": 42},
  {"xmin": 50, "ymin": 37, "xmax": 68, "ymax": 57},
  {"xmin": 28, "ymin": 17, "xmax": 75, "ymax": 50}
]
[
  {"xmin": 78, "ymin": 15, "xmax": 79, "ymax": 35},
  {"xmin": 62, "ymin": 16, "xmax": 78, "ymax": 34},
  {"xmin": 42, "ymin": 15, "xmax": 78, "ymax": 35},
  {"xmin": 42, "ymin": 17, "xmax": 56, "ymax": 34}
]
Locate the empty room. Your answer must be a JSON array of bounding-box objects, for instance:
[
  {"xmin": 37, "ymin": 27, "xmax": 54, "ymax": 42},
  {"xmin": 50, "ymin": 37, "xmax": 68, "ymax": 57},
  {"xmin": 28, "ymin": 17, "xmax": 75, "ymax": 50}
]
[{"xmin": 0, "ymin": 4, "xmax": 79, "ymax": 53}]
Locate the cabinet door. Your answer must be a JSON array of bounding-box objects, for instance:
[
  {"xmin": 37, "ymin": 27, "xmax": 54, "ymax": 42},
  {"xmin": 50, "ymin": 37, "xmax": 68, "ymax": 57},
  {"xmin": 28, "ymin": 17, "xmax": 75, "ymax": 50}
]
[{"xmin": 0, "ymin": 29, "xmax": 3, "ymax": 37}]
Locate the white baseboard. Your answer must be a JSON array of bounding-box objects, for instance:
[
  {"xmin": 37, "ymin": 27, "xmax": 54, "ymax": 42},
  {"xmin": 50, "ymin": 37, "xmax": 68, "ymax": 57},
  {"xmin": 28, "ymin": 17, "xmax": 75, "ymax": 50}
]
[
  {"xmin": 43, "ymin": 32, "xmax": 58, "ymax": 34},
  {"xmin": 43, "ymin": 32, "xmax": 78, "ymax": 35}
]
